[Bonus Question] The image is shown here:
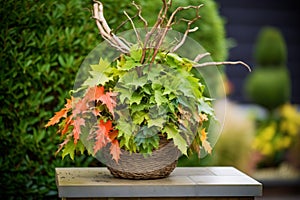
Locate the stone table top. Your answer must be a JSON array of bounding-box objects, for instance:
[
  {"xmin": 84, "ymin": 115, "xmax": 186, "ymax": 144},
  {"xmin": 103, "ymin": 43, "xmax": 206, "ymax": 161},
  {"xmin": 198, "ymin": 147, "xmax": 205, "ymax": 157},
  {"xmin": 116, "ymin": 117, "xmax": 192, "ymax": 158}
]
[{"xmin": 55, "ymin": 167, "xmax": 262, "ymax": 198}]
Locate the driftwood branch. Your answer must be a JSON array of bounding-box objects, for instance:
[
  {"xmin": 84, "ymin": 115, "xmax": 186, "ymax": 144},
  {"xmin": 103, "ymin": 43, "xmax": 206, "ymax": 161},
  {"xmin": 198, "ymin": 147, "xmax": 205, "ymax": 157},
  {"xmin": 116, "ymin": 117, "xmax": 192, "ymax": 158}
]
[
  {"xmin": 93, "ymin": 0, "xmax": 130, "ymax": 53},
  {"xmin": 92, "ymin": 1, "xmax": 251, "ymax": 73},
  {"xmin": 193, "ymin": 61, "xmax": 252, "ymax": 72}
]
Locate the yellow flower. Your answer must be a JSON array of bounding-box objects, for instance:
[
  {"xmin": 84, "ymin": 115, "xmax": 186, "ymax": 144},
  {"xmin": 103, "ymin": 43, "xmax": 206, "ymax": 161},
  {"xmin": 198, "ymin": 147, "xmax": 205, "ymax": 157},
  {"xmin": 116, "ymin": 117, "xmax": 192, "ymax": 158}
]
[
  {"xmin": 280, "ymin": 103, "xmax": 300, "ymax": 135},
  {"xmin": 260, "ymin": 123, "xmax": 276, "ymax": 141},
  {"xmin": 260, "ymin": 143, "xmax": 273, "ymax": 156}
]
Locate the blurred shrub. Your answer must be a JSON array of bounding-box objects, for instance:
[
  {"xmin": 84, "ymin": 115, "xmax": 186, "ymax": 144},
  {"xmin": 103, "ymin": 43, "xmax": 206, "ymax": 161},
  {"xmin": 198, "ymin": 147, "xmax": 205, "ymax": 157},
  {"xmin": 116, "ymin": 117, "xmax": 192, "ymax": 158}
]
[
  {"xmin": 0, "ymin": 0, "xmax": 98, "ymax": 199},
  {"xmin": 252, "ymin": 103, "xmax": 300, "ymax": 168},
  {"xmin": 245, "ymin": 27, "xmax": 291, "ymax": 110},
  {"xmin": 0, "ymin": 0, "xmax": 227, "ymax": 198},
  {"xmin": 254, "ymin": 27, "xmax": 287, "ymax": 67}
]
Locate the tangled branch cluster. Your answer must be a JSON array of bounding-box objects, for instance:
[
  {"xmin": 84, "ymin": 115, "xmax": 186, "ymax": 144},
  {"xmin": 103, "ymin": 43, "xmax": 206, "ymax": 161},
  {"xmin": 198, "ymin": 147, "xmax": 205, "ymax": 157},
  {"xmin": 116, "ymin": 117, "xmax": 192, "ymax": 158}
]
[{"xmin": 92, "ymin": 0, "xmax": 251, "ymax": 71}]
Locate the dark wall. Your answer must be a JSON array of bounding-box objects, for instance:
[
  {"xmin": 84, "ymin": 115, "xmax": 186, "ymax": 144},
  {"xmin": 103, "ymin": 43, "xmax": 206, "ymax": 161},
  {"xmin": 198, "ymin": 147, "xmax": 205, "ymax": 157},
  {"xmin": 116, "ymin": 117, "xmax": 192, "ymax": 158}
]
[{"xmin": 216, "ymin": 0, "xmax": 300, "ymax": 104}]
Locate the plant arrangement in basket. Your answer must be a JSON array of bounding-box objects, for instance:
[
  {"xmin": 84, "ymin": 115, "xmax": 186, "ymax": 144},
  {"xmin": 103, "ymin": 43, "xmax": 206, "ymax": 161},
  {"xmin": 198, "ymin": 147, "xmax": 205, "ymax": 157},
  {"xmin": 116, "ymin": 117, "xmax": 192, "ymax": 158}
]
[{"xmin": 46, "ymin": 0, "xmax": 250, "ymax": 163}]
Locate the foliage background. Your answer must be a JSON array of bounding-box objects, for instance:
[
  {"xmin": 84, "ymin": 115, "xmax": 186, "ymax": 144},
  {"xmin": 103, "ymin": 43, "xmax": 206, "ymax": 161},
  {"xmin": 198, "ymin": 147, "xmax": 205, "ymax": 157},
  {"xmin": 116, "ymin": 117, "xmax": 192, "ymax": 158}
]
[{"xmin": 0, "ymin": 0, "xmax": 226, "ymax": 199}]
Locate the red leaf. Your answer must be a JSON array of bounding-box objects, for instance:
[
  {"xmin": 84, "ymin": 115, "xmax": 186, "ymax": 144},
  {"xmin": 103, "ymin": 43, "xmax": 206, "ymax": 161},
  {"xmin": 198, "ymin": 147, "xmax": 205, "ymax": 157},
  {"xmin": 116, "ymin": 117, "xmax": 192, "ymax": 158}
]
[
  {"xmin": 72, "ymin": 116, "xmax": 85, "ymax": 144},
  {"xmin": 108, "ymin": 130, "xmax": 118, "ymax": 141},
  {"xmin": 83, "ymin": 86, "xmax": 117, "ymax": 116},
  {"xmin": 72, "ymin": 98, "xmax": 88, "ymax": 116},
  {"xmin": 84, "ymin": 85, "xmax": 105, "ymax": 102},
  {"xmin": 93, "ymin": 120, "xmax": 112, "ymax": 154},
  {"xmin": 99, "ymin": 92, "xmax": 117, "ymax": 116},
  {"xmin": 90, "ymin": 106, "xmax": 101, "ymax": 117},
  {"xmin": 110, "ymin": 140, "xmax": 121, "ymax": 162}
]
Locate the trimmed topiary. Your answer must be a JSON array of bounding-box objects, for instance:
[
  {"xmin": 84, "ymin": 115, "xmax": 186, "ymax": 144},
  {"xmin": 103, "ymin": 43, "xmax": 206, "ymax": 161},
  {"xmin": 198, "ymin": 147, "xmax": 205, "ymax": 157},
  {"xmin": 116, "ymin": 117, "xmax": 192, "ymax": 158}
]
[
  {"xmin": 254, "ymin": 26, "xmax": 287, "ymax": 67},
  {"xmin": 245, "ymin": 27, "xmax": 291, "ymax": 111}
]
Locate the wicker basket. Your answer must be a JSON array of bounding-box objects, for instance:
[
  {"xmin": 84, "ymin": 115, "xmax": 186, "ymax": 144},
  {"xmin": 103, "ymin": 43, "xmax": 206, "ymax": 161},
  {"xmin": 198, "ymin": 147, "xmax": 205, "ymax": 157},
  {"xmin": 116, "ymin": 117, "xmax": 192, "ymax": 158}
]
[{"xmin": 103, "ymin": 138, "xmax": 181, "ymax": 179}]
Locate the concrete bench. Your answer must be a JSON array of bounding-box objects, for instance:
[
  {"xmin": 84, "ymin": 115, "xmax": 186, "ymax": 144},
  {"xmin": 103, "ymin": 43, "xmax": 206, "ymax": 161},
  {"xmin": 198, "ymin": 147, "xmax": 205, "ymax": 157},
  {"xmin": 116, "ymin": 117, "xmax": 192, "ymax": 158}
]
[{"xmin": 55, "ymin": 167, "xmax": 262, "ymax": 200}]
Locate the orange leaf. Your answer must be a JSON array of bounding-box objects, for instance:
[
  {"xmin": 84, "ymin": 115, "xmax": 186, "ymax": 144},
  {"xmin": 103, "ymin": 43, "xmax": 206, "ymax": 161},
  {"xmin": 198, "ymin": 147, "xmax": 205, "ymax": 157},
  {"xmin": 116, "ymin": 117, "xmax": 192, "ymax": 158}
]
[
  {"xmin": 84, "ymin": 85, "xmax": 105, "ymax": 102},
  {"xmin": 84, "ymin": 86, "xmax": 117, "ymax": 117},
  {"xmin": 72, "ymin": 98, "xmax": 88, "ymax": 116},
  {"xmin": 72, "ymin": 116, "xmax": 85, "ymax": 144},
  {"xmin": 108, "ymin": 129, "xmax": 119, "ymax": 141},
  {"xmin": 200, "ymin": 128, "xmax": 212, "ymax": 154},
  {"xmin": 65, "ymin": 97, "xmax": 73, "ymax": 110},
  {"xmin": 45, "ymin": 108, "xmax": 68, "ymax": 127},
  {"xmin": 99, "ymin": 92, "xmax": 117, "ymax": 116},
  {"xmin": 45, "ymin": 98, "xmax": 73, "ymax": 127},
  {"xmin": 60, "ymin": 116, "xmax": 72, "ymax": 135},
  {"xmin": 93, "ymin": 120, "xmax": 112, "ymax": 154},
  {"xmin": 110, "ymin": 139, "xmax": 121, "ymax": 162}
]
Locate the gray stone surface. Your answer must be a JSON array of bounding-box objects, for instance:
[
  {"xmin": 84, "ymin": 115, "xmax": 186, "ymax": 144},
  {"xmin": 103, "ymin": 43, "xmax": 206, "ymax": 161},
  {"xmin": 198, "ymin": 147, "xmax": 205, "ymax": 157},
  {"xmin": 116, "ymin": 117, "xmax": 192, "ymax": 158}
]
[{"xmin": 55, "ymin": 167, "xmax": 262, "ymax": 198}]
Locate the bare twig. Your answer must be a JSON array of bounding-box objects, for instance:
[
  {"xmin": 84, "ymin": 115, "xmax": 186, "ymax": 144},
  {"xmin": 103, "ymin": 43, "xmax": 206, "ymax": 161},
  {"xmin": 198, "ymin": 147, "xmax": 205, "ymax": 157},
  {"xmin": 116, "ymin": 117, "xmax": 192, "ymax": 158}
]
[
  {"xmin": 123, "ymin": 11, "xmax": 142, "ymax": 46},
  {"xmin": 141, "ymin": 0, "xmax": 171, "ymax": 63},
  {"xmin": 132, "ymin": 1, "xmax": 148, "ymax": 30},
  {"xmin": 151, "ymin": 4, "xmax": 203, "ymax": 63},
  {"xmin": 193, "ymin": 61, "xmax": 252, "ymax": 72},
  {"xmin": 114, "ymin": 1, "xmax": 148, "ymax": 34},
  {"xmin": 193, "ymin": 52, "xmax": 210, "ymax": 62},
  {"xmin": 171, "ymin": 5, "xmax": 202, "ymax": 52}
]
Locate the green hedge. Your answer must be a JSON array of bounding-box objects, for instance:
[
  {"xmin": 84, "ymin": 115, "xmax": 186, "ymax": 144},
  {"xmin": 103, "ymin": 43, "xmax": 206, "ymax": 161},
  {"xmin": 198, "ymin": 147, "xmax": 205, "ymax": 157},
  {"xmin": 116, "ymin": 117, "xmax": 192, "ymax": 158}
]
[
  {"xmin": 0, "ymin": 1, "xmax": 98, "ymax": 199},
  {"xmin": 0, "ymin": 0, "xmax": 226, "ymax": 198}
]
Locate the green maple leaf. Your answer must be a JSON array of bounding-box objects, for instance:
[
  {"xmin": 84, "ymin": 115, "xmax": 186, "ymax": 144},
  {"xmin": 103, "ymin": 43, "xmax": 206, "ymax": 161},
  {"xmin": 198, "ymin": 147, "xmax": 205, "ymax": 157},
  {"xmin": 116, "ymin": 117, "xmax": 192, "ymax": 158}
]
[
  {"xmin": 132, "ymin": 111, "xmax": 149, "ymax": 125},
  {"xmin": 130, "ymin": 46, "xmax": 142, "ymax": 62},
  {"xmin": 61, "ymin": 140, "xmax": 85, "ymax": 160},
  {"xmin": 130, "ymin": 91, "xmax": 144, "ymax": 105},
  {"xmin": 122, "ymin": 58, "xmax": 141, "ymax": 71},
  {"xmin": 134, "ymin": 126, "xmax": 160, "ymax": 154},
  {"xmin": 163, "ymin": 123, "xmax": 188, "ymax": 155},
  {"xmin": 130, "ymin": 103, "xmax": 149, "ymax": 114},
  {"xmin": 119, "ymin": 70, "xmax": 148, "ymax": 89},
  {"xmin": 158, "ymin": 52, "xmax": 195, "ymax": 71},
  {"xmin": 115, "ymin": 85, "xmax": 133, "ymax": 103},
  {"xmin": 147, "ymin": 117, "xmax": 166, "ymax": 129},
  {"xmin": 141, "ymin": 83, "xmax": 152, "ymax": 95},
  {"xmin": 62, "ymin": 140, "xmax": 75, "ymax": 160},
  {"xmin": 83, "ymin": 58, "xmax": 113, "ymax": 87},
  {"xmin": 116, "ymin": 118, "xmax": 136, "ymax": 136},
  {"xmin": 198, "ymin": 98, "xmax": 215, "ymax": 118},
  {"xmin": 83, "ymin": 71, "xmax": 113, "ymax": 87},
  {"xmin": 116, "ymin": 118, "xmax": 136, "ymax": 150},
  {"xmin": 154, "ymin": 90, "xmax": 168, "ymax": 106}
]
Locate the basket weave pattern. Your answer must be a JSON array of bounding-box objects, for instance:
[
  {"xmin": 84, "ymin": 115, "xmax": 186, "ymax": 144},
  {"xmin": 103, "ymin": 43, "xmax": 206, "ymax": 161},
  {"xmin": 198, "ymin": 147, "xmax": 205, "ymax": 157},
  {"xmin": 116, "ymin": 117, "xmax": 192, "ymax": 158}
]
[{"xmin": 104, "ymin": 139, "xmax": 181, "ymax": 179}]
